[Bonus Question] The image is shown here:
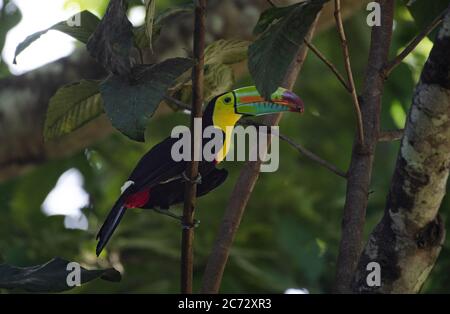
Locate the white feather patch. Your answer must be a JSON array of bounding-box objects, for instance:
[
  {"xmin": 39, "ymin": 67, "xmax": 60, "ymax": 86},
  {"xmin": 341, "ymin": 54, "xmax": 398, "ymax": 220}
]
[{"xmin": 120, "ymin": 180, "xmax": 135, "ymax": 194}]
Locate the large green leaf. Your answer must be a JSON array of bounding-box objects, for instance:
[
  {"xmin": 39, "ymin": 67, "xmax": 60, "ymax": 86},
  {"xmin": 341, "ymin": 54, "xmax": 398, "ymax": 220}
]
[
  {"xmin": 13, "ymin": 10, "xmax": 100, "ymax": 64},
  {"xmin": 204, "ymin": 39, "xmax": 250, "ymax": 65},
  {"xmin": 169, "ymin": 39, "xmax": 247, "ymax": 108},
  {"xmin": 44, "ymin": 80, "xmax": 104, "ymax": 141},
  {"xmin": 248, "ymin": 0, "xmax": 327, "ymax": 98},
  {"xmin": 100, "ymin": 58, "xmax": 193, "ymax": 142},
  {"xmin": 0, "ymin": 257, "xmax": 120, "ymax": 292},
  {"xmin": 252, "ymin": 4, "xmax": 293, "ymax": 36},
  {"xmin": 204, "ymin": 63, "xmax": 235, "ymax": 101},
  {"xmin": 87, "ymin": 0, "xmax": 133, "ymax": 75},
  {"xmin": 176, "ymin": 63, "xmax": 235, "ymax": 105},
  {"xmin": 404, "ymin": 0, "xmax": 449, "ymax": 41}
]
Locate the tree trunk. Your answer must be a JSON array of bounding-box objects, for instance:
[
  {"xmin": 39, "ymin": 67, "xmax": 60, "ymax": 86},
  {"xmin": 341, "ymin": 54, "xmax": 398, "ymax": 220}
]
[{"xmin": 353, "ymin": 8, "xmax": 450, "ymax": 293}]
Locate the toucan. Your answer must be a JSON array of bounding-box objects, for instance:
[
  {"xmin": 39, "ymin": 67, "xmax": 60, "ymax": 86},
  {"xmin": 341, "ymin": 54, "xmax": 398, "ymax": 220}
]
[{"xmin": 96, "ymin": 86, "xmax": 304, "ymax": 256}]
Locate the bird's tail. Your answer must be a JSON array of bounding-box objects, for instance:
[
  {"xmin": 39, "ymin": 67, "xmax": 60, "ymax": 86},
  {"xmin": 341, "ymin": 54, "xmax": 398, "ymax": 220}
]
[{"xmin": 96, "ymin": 196, "xmax": 127, "ymax": 256}]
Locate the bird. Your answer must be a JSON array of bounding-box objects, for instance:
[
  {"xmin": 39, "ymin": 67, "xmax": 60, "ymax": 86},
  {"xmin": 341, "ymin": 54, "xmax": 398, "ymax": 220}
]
[{"xmin": 96, "ymin": 86, "xmax": 304, "ymax": 256}]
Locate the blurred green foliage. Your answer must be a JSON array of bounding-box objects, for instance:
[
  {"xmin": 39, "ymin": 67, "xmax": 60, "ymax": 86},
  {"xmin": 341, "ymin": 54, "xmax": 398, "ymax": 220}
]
[{"xmin": 1, "ymin": 0, "xmax": 449, "ymax": 293}]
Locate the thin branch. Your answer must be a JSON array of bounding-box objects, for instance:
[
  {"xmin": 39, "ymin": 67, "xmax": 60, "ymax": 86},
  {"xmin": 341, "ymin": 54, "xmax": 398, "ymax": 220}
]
[
  {"xmin": 378, "ymin": 129, "xmax": 404, "ymax": 142},
  {"xmin": 201, "ymin": 13, "xmax": 322, "ymax": 294},
  {"xmin": 181, "ymin": 0, "xmax": 206, "ymax": 294},
  {"xmin": 266, "ymin": 0, "xmax": 276, "ymax": 7},
  {"xmin": 240, "ymin": 120, "xmax": 347, "ymax": 178},
  {"xmin": 303, "ymin": 39, "xmax": 351, "ymax": 92},
  {"xmin": 383, "ymin": 8, "xmax": 448, "ymax": 78},
  {"xmin": 163, "ymin": 94, "xmax": 192, "ymax": 111},
  {"xmin": 334, "ymin": 0, "xmax": 364, "ymax": 146},
  {"xmin": 276, "ymin": 130, "xmax": 347, "ymax": 178}
]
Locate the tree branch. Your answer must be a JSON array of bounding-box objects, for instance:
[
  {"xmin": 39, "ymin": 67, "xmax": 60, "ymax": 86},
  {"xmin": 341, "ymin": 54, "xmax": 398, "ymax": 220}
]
[
  {"xmin": 383, "ymin": 7, "xmax": 448, "ymax": 78},
  {"xmin": 354, "ymin": 9, "xmax": 450, "ymax": 292},
  {"xmin": 378, "ymin": 129, "xmax": 404, "ymax": 142},
  {"xmin": 239, "ymin": 120, "xmax": 347, "ymax": 178},
  {"xmin": 200, "ymin": 14, "xmax": 322, "ymax": 294},
  {"xmin": 181, "ymin": 0, "xmax": 206, "ymax": 294},
  {"xmin": 276, "ymin": 129, "xmax": 347, "ymax": 179},
  {"xmin": 303, "ymin": 39, "xmax": 351, "ymax": 92},
  {"xmin": 334, "ymin": 0, "xmax": 364, "ymax": 145},
  {"xmin": 163, "ymin": 94, "xmax": 192, "ymax": 111},
  {"xmin": 334, "ymin": 0, "xmax": 395, "ymax": 293},
  {"xmin": 266, "ymin": 0, "xmax": 276, "ymax": 8}
]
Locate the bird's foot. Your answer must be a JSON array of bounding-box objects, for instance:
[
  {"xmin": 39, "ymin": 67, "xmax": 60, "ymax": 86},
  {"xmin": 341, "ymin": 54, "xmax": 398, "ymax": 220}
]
[{"xmin": 181, "ymin": 171, "xmax": 202, "ymax": 184}]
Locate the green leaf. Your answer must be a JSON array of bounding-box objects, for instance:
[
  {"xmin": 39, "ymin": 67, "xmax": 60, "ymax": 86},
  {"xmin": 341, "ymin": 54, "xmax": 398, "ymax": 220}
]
[
  {"xmin": 204, "ymin": 64, "xmax": 235, "ymax": 101},
  {"xmin": 133, "ymin": 25, "xmax": 149, "ymax": 50},
  {"xmin": 44, "ymin": 80, "xmax": 104, "ymax": 140},
  {"xmin": 253, "ymin": 4, "xmax": 293, "ymax": 36},
  {"xmin": 175, "ymin": 63, "xmax": 235, "ymax": 106},
  {"xmin": 204, "ymin": 39, "xmax": 251, "ymax": 65},
  {"xmin": 404, "ymin": 0, "xmax": 449, "ymax": 41},
  {"xmin": 168, "ymin": 39, "xmax": 246, "ymax": 108},
  {"xmin": 100, "ymin": 58, "xmax": 193, "ymax": 142},
  {"xmin": 13, "ymin": 10, "xmax": 100, "ymax": 64},
  {"xmin": 248, "ymin": 0, "xmax": 327, "ymax": 98},
  {"xmin": 134, "ymin": 6, "xmax": 193, "ymax": 50},
  {"xmin": 0, "ymin": 257, "xmax": 120, "ymax": 293},
  {"xmin": 1, "ymin": 0, "xmax": 22, "ymax": 53},
  {"xmin": 144, "ymin": 0, "xmax": 156, "ymax": 50},
  {"xmin": 87, "ymin": 0, "xmax": 133, "ymax": 75}
]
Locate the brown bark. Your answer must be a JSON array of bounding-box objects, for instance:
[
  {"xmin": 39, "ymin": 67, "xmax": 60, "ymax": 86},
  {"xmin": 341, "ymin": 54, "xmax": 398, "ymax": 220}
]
[
  {"xmin": 180, "ymin": 0, "xmax": 206, "ymax": 294},
  {"xmin": 353, "ymin": 8, "xmax": 450, "ymax": 293},
  {"xmin": 334, "ymin": 0, "xmax": 395, "ymax": 293}
]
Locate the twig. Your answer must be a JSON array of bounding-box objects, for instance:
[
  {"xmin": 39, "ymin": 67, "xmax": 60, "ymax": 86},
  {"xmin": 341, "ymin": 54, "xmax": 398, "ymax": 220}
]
[
  {"xmin": 383, "ymin": 8, "xmax": 448, "ymax": 78},
  {"xmin": 303, "ymin": 39, "xmax": 351, "ymax": 92},
  {"xmin": 266, "ymin": 0, "xmax": 276, "ymax": 7},
  {"xmin": 181, "ymin": 0, "xmax": 206, "ymax": 294},
  {"xmin": 164, "ymin": 94, "xmax": 192, "ymax": 111},
  {"xmin": 200, "ymin": 13, "xmax": 321, "ymax": 294},
  {"xmin": 240, "ymin": 120, "xmax": 347, "ymax": 178},
  {"xmin": 334, "ymin": 0, "xmax": 364, "ymax": 146},
  {"xmin": 378, "ymin": 129, "xmax": 404, "ymax": 142}
]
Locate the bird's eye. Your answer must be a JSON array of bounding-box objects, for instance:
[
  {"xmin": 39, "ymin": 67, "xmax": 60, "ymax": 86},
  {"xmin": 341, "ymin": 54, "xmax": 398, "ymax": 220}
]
[{"xmin": 224, "ymin": 97, "xmax": 232, "ymax": 104}]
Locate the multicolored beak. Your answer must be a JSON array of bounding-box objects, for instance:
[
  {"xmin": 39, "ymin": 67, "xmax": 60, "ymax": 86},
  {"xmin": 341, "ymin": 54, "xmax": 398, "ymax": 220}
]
[{"xmin": 233, "ymin": 86, "xmax": 304, "ymax": 116}]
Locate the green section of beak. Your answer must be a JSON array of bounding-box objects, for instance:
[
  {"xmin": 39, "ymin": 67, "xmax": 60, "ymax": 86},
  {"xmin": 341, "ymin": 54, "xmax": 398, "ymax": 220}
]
[{"xmin": 234, "ymin": 86, "xmax": 304, "ymax": 116}]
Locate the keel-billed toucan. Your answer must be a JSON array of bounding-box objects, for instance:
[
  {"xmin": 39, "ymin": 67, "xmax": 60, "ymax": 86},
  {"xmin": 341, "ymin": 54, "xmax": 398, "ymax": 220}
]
[{"xmin": 96, "ymin": 86, "xmax": 304, "ymax": 256}]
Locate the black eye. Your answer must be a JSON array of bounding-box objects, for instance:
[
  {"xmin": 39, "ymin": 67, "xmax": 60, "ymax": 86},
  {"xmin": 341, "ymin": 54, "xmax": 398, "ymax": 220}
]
[{"xmin": 224, "ymin": 97, "xmax": 232, "ymax": 104}]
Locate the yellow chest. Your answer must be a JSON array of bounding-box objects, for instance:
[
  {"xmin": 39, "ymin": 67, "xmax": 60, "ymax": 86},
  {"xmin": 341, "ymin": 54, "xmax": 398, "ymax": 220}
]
[{"xmin": 212, "ymin": 114, "xmax": 240, "ymax": 163}]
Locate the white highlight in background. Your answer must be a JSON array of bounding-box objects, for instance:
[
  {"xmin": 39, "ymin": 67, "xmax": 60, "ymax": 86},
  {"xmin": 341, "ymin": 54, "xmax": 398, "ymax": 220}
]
[
  {"xmin": 2, "ymin": 0, "xmax": 146, "ymax": 75},
  {"xmin": 3, "ymin": 0, "xmax": 79, "ymax": 74},
  {"xmin": 42, "ymin": 168, "xmax": 89, "ymax": 230},
  {"xmin": 284, "ymin": 288, "xmax": 309, "ymax": 294}
]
